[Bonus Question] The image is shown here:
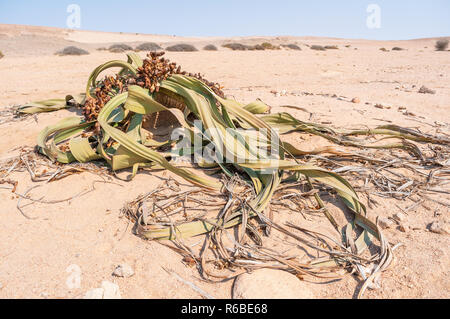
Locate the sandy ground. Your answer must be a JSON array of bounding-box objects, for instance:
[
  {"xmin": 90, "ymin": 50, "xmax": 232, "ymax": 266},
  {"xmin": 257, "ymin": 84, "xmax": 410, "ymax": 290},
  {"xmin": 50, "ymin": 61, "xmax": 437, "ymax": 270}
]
[{"xmin": 0, "ymin": 24, "xmax": 449, "ymax": 299}]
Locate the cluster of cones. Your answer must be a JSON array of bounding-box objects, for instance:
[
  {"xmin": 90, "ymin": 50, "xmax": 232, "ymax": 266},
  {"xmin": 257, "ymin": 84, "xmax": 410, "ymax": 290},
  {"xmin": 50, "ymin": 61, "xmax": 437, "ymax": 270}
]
[{"xmin": 81, "ymin": 51, "xmax": 224, "ymax": 123}]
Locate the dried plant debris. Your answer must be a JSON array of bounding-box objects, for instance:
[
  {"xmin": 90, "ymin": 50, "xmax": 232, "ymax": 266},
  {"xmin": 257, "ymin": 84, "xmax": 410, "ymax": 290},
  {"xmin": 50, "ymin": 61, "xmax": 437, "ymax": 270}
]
[
  {"xmin": 14, "ymin": 51, "xmax": 450, "ymax": 298},
  {"xmin": 135, "ymin": 42, "xmax": 163, "ymax": 52},
  {"xmin": 0, "ymin": 148, "xmax": 112, "ymax": 219},
  {"xmin": 166, "ymin": 44, "xmax": 198, "ymax": 52},
  {"xmin": 55, "ymin": 46, "xmax": 89, "ymax": 56},
  {"xmin": 203, "ymin": 44, "xmax": 218, "ymax": 51}
]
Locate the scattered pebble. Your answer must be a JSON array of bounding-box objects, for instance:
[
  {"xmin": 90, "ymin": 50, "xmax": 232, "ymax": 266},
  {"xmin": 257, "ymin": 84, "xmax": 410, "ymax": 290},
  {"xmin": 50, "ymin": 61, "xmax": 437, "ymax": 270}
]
[
  {"xmin": 375, "ymin": 103, "xmax": 391, "ymax": 109},
  {"xmin": 102, "ymin": 281, "xmax": 122, "ymax": 299},
  {"xmin": 40, "ymin": 292, "xmax": 49, "ymax": 298},
  {"xmin": 351, "ymin": 97, "xmax": 360, "ymax": 103},
  {"xmin": 393, "ymin": 212, "xmax": 406, "ymax": 222},
  {"xmin": 271, "ymin": 89, "xmax": 288, "ymax": 97},
  {"xmin": 418, "ymin": 85, "xmax": 435, "ymax": 94},
  {"xmin": 84, "ymin": 288, "xmax": 104, "ymax": 299},
  {"xmin": 378, "ymin": 217, "xmax": 395, "ymax": 229},
  {"xmin": 112, "ymin": 263, "xmax": 135, "ymax": 278},
  {"xmin": 83, "ymin": 281, "xmax": 122, "ymax": 299},
  {"xmin": 232, "ymin": 269, "xmax": 314, "ymax": 299},
  {"xmin": 429, "ymin": 221, "xmax": 449, "ymax": 235},
  {"xmin": 398, "ymin": 224, "xmax": 409, "ymax": 233}
]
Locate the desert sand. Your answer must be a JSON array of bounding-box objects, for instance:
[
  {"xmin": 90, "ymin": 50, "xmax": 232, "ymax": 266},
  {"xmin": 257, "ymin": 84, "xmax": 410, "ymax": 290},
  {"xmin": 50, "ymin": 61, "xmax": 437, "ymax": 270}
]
[{"xmin": 0, "ymin": 24, "xmax": 449, "ymax": 299}]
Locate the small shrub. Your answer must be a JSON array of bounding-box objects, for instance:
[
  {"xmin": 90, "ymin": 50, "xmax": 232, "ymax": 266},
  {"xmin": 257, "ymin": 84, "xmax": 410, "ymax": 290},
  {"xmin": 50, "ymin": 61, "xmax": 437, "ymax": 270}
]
[
  {"xmin": 166, "ymin": 44, "xmax": 198, "ymax": 52},
  {"xmin": 435, "ymin": 39, "xmax": 449, "ymax": 51},
  {"xmin": 203, "ymin": 44, "xmax": 218, "ymax": 51},
  {"xmin": 310, "ymin": 45, "xmax": 326, "ymax": 51},
  {"xmin": 222, "ymin": 43, "xmax": 248, "ymax": 51},
  {"xmin": 135, "ymin": 42, "xmax": 162, "ymax": 52},
  {"xmin": 418, "ymin": 85, "xmax": 435, "ymax": 94},
  {"xmin": 379, "ymin": 47, "xmax": 389, "ymax": 52},
  {"xmin": 282, "ymin": 44, "xmax": 301, "ymax": 51},
  {"xmin": 55, "ymin": 46, "xmax": 89, "ymax": 56},
  {"xmin": 392, "ymin": 47, "xmax": 404, "ymax": 51},
  {"xmin": 247, "ymin": 44, "xmax": 265, "ymax": 51},
  {"xmin": 109, "ymin": 44, "xmax": 133, "ymax": 53},
  {"xmin": 261, "ymin": 42, "xmax": 280, "ymax": 50},
  {"xmin": 324, "ymin": 45, "xmax": 338, "ymax": 50}
]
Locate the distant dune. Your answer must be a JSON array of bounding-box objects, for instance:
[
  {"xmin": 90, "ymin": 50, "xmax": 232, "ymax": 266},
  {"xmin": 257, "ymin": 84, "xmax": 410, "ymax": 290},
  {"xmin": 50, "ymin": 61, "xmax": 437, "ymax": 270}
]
[{"xmin": 1, "ymin": 23, "xmax": 447, "ymax": 57}]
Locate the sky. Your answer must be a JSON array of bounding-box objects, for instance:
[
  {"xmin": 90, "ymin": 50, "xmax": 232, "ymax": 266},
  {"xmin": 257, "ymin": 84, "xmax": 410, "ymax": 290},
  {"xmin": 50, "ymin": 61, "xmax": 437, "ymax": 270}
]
[{"xmin": 0, "ymin": 0, "xmax": 449, "ymax": 40}]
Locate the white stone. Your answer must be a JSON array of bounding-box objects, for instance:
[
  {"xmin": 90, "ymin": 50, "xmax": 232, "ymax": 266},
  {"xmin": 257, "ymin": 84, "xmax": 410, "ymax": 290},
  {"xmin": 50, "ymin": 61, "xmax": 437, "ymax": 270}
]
[
  {"xmin": 429, "ymin": 221, "xmax": 449, "ymax": 235},
  {"xmin": 378, "ymin": 217, "xmax": 394, "ymax": 229},
  {"xmin": 101, "ymin": 281, "xmax": 121, "ymax": 299},
  {"xmin": 83, "ymin": 288, "xmax": 104, "ymax": 299},
  {"xmin": 113, "ymin": 263, "xmax": 135, "ymax": 278},
  {"xmin": 233, "ymin": 269, "xmax": 315, "ymax": 299},
  {"xmin": 83, "ymin": 281, "xmax": 122, "ymax": 299},
  {"xmin": 393, "ymin": 212, "xmax": 406, "ymax": 222}
]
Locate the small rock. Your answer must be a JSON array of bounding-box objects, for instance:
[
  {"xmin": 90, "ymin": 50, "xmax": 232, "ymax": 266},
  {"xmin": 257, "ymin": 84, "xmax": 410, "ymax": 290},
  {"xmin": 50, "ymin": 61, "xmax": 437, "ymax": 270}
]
[
  {"xmin": 280, "ymin": 89, "xmax": 288, "ymax": 96},
  {"xmin": 375, "ymin": 103, "xmax": 391, "ymax": 109},
  {"xmin": 429, "ymin": 221, "xmax": 449, "ymax": 235},
  {"xmin": 351, "ymin": 97, "xmax": 360, "ymax": 103},
  {"xmin": 101, "ymin": 281, "xmax": 121, "ymax": 299},
  {"xmin": 393, "ymin": 212, "xmax": 406, "ymax": 222},
  {"xmin": 418, "ymin": 85, "xmax": 435, "ymax": 94},
  {"xmin": 112, "ymin": 264, "xmax": 135, "ymax": 278},
  {"xmin": 398, "ymin": 224, "xmax": 409, "ymax": 233},
  {"xmin": 84, "ymin": 288, "xmax": 104, "ymax": 299},
  {"xmin": 232, "ymin": 269, "xmax": 314, "ymax": 299},
  {"xmin": 40, "ymin": 292, "xmax": 49, "ymax": 298},
  {"xmin": 378, "ymin": 217, "xmax": 394, "ymax": 229},
  {"xmin": 83, "ymin": 281, "xmax": 122, "ymax": 299}
]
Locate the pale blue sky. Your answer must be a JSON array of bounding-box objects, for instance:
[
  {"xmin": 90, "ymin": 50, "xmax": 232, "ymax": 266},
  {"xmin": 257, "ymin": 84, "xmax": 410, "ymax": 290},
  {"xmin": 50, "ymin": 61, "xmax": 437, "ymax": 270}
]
[{"xmin": 0, "ymin": 0, "xmax": 449, "ymax": 40}]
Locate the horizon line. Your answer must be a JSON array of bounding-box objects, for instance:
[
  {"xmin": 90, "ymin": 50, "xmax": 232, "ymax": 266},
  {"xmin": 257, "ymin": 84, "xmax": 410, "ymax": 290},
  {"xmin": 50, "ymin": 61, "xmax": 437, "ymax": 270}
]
[{"xmin": 2, "ymin": 23, "xmax": 449, "ymax": 42}]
